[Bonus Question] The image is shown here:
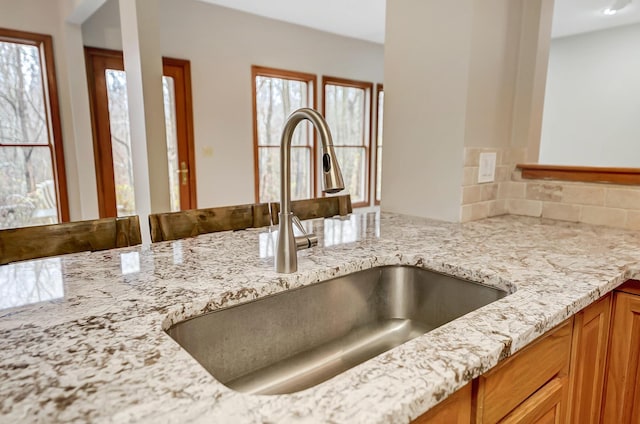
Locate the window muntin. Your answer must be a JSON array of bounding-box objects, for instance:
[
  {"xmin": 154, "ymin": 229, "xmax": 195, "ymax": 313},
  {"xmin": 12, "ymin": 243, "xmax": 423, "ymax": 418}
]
[
  {"xmin": 252, "ymin": 66, "xmax": 316, "ymax": 204},
  {"xmin": 0, "ymin": 29, "xmax": 67, "ymax": 229},
  {"xmin": 323, "ymin": 77, "xmax": 372, "ymax": 207}
]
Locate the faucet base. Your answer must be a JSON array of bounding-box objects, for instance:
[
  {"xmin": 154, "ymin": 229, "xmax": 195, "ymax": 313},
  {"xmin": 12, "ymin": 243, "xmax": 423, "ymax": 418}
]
[{"xmin": 275, "ymin": 212, "xmax": 297, "ymax": 273}]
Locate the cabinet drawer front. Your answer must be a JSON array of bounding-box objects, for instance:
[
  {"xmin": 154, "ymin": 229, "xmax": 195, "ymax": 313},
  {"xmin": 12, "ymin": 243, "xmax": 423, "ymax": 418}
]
[
  {"xmin": 476, "ymin": 320, "xmax": 572, "ymax": 423},
  {"xmin": 411, "ymin": 383, "xmax": 471, "ymax": 424},
  {"xmin": 500, "ymin": 377, "xmax": 565, "ymax": 424}
]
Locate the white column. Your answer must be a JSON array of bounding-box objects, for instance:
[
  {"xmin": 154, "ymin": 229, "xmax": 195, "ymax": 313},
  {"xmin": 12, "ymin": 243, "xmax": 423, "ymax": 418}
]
[
  {"xmin": 381, "ymin": 0, "xmax": 473, "ymax": 221},
  {"xmin": 60, "ymin": 20, "xmax": 100, "ymax": 219},
  {"xmin": 55, "ymin": 0, "xmax": 105, "ymax": 221},
  {"xmin": 119, "ymin": 0, "xmax": 170, "ymax": 244},
  {"xmin": 511, "ymin": 0, "xmax": 555, "ymax": 162}
]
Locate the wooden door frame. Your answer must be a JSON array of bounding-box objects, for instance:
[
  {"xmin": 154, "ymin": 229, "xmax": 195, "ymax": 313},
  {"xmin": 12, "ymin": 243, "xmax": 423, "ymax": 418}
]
[
  {"xmin": 84, "ymin": 46, "xmax": 197, "ymax": 217},
  {"xmin": 85, "ymin": 47, "xmax": 121, "ymax": 217}
]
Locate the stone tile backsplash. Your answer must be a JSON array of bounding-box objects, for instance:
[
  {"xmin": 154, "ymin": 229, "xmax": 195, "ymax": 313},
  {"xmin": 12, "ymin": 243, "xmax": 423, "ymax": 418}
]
[
  {"xmin": 460, "ymin": 147, "xmax": 640, "ymax": 231},
  {"xmin": 461, "ymin": 147, "xmax": 524, "ymax": 222},
  {"xmin": 508, "ymin": 171, "xmax": 640, "ymax": 230}
]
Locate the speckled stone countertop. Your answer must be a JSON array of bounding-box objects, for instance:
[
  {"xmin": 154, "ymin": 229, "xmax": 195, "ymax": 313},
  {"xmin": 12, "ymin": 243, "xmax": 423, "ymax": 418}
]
[{"xmin": 1, "ymin": 212, "xmax": 639, "ymax": 423}]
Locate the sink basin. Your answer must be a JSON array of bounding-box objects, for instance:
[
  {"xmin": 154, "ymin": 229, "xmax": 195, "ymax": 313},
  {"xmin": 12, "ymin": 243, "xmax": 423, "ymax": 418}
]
[{"xmin": 167, "ymin": 265, "xmax": 508, "ymax": 395}]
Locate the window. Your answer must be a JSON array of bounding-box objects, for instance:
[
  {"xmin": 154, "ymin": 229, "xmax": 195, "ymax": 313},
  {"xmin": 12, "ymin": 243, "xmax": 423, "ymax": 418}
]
[
  {"xmin": 375, "ymin": 84, "xmax": 383, "ymax": 204},
  {"xmin": 252, "ymin": 66, "xmax": 316, "ymax": 204},
  {"xmin": 322, "ymin": 76, "xmax": 372, "ymax": 208},
  {"xmin": 0, "ymin": 28, "xmax": 68, "ymax": 229}
]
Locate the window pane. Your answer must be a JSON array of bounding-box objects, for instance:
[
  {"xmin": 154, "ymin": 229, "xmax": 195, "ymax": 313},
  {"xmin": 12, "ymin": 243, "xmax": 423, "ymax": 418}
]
[
  {"xmin": 334, "ymin": 146, "xmax": 366, "ymax": 204},
  {"xmin": 324, "ymin": 85, "xmax": 365, "ymax": 146},
  {"xmin": 105, "ymin": 69, "xmax": 136, "ymax": 217},
  {"xmin": 291, "ymin": 147, "xmax": 311, "ymax": 200},
  {"xmin": 256, "ymin": 76, "xmax": 309, "ymax": 147},
  {"xmin": 259, "ymin": 147, "xmax": 280, "ymax": 203},
  {"xmin": 0, "ymin": 146, "xmax": 58, "ymax": 229},
  {"xmin": 259, "ymin": 146, "xmax": 311, "ymax": 203},
  {"xmin": 163, "ymin": 76, "xmax": 180, "ymax": 212},
  {"xmin": 0, "ymin": 41, "xmax": 48, "ymax": 145}
]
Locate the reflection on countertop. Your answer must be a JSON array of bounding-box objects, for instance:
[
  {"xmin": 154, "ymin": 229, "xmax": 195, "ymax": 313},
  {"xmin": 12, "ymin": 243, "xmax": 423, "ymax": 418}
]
[
  {"xmin": 0, "ymin": 258, "xmax": 64, "ymax": 310},
  {"xmin": 259, "ymin": 212, "xmax": 380, "ymax": 258},
  {"xmin": 120, "ymin": 251, "xmax": 141, "ymax": 274}
]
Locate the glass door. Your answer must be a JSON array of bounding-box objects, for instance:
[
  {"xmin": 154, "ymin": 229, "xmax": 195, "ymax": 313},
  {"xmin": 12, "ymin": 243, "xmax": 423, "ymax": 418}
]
[{"xmin": 85, "ymin": 48, "xmax": 196, "ymax": 217}]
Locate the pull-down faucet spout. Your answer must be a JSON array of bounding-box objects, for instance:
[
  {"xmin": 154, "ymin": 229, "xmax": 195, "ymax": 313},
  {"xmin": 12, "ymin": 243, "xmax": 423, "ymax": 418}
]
[{"xmin": 275, "ymin": 108, "xmax": 344, "ymax": 273}]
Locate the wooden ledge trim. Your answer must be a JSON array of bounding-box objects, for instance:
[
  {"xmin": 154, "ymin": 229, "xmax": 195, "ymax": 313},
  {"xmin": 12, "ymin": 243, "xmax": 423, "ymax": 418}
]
[{"xmin": 516, "ymin": 164, "xmax": 640, "ymax": 185}]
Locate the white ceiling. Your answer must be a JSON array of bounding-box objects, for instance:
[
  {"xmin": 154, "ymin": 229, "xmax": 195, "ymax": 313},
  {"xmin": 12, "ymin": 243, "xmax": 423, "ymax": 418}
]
[
  {"xmin": 200, "ymin": 0, "xmax": 640, "ymax": 43},
  {"xmin": 199, "ymin": 0, "xmax": 386, "ymax": 44},
  {"xmin": 552, "ymin": 0, "xmax": 640, "ymax": 38}
]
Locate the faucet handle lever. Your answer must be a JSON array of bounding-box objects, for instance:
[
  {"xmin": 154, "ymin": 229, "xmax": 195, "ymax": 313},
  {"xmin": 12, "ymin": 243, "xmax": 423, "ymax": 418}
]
[
  {"xmin": 295, "ymin": 234, "xmax": 318, "ymax": 250},
  {"xmin": 292, "ymin": 215, "xmax": 307, "ymax": 235},
  {"xmin": 292, "ymin": 215, "xmax": 318, "ymax": 250}
]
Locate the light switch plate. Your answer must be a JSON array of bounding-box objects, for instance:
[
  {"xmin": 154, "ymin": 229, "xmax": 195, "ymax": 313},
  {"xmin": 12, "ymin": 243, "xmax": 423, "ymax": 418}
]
[
  {"xmin": 202, "ymin": 146, "xmax": 214, "ymax": 157},
  {"xmin": 478, "ymin": 152, "xmax": 497, "ymax": 183}
]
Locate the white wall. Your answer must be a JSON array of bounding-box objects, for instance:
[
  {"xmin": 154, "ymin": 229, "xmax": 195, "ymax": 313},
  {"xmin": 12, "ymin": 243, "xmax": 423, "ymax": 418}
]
[
  {"xmin": 540, "ymin": 24, "xmax": 640, "ymax": 167},
  {"xmin": 82, "ymin": 0, "xmax": 384, "ymax": 208},
  {"xmin": 464, "ymin": 0, "xmax": 522, "ymax": 150}
]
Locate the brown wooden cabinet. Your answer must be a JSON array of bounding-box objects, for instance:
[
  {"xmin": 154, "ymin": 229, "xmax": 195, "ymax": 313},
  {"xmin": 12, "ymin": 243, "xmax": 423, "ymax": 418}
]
[
  {"xmin": 567, "ymin": 294, "xmax": 612, "ymax": 423},
  {"xmin": 410, "ymin": 282, "xmax": 637, "ymax": 424},
  {"xmin": 602, "ymin": 280, "xmax": 640, "ymax": 424}
]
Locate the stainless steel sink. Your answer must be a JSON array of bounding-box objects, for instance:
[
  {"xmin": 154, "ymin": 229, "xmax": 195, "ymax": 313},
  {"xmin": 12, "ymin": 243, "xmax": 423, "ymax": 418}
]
[{"xmin": 167, "ymin": 265, "xmax": 508, "ymax": 395}]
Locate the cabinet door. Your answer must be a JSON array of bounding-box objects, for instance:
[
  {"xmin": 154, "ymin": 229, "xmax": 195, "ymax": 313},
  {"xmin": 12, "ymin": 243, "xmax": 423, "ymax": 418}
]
[
  {"xmin": 500, "ymin": 377, "xmax": 566, "ymax": 424},
  {"xmin": 567, "ymin": 294, "xmax": 612, "ymax": 423},
  {"xmin": 411, "ymin": 383, "xmax": 471, "ymax": 424},
  {"xmin": 475, "ymin": 320, "xmax": 573, "ymax": 423},
  {"xmin": 602, "ymin": 290, "xmax": 640, "ymax": 423}
]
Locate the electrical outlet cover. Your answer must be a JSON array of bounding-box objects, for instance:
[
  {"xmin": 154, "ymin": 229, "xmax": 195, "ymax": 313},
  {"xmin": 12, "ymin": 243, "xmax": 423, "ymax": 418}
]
[{"xmin": 478, "ymin": 152, "xmax": 497, "ymax": 183}]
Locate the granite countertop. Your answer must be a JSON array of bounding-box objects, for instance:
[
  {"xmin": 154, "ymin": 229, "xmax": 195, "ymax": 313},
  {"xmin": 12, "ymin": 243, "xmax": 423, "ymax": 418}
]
[{"xmin": 1, "ymin": 212, "xmax": 639, "ymax": 423}]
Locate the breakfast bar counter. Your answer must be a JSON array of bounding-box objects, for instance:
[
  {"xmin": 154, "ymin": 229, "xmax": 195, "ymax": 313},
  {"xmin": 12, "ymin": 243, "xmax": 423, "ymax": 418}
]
[{"xmin": 1, "ymin": 212, "xmax": 639, "ymax": 423}]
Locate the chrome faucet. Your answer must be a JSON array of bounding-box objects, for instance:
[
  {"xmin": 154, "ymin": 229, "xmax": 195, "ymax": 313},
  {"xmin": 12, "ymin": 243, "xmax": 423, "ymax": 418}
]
[{"xmin": 275, "ymin": 108, "xmax": 344, "ymax": 273}]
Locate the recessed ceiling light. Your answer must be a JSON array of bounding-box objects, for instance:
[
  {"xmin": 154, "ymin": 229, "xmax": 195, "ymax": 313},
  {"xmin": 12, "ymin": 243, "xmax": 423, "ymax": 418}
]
[{"xmin": 602, "ymin": 0, "xmax": 632, "ymax": 15}]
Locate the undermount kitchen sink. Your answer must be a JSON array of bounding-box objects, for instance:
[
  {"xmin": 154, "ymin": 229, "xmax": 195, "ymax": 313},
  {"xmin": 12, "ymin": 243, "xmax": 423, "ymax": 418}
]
[{"xmin": 167, "ymin": 265, "xmax": 508, "ymax": 395}]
